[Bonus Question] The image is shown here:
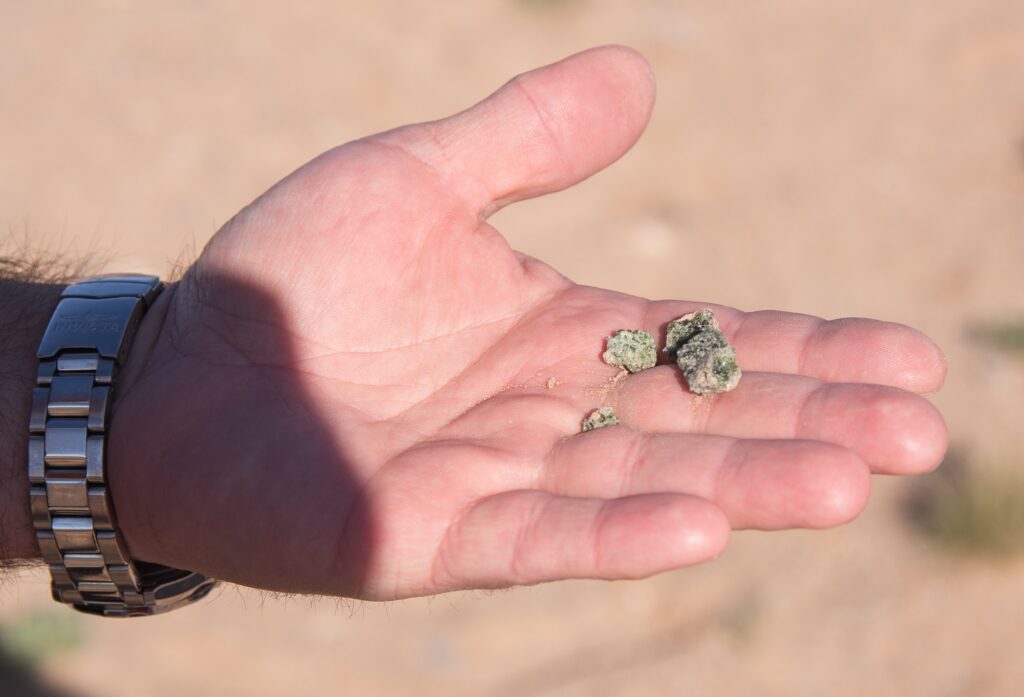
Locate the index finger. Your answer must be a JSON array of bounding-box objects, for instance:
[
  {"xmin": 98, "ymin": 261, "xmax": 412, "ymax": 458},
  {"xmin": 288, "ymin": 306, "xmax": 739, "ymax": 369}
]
[{"xmin": 644, "ymin": 301, "xmax": 947, "ymax": 394}]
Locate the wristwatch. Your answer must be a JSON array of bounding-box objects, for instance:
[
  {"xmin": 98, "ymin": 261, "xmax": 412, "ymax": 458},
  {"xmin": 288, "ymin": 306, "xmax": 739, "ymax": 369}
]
[{"xmin": 29, "ymin": 273, "xmax": 217, "ymax": 617}]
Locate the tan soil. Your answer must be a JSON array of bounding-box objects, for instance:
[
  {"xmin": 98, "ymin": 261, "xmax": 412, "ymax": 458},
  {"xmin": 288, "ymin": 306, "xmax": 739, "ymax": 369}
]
[{"xmin": 2, "ymin": 1, "xmax": 1024, "ymax": 695}]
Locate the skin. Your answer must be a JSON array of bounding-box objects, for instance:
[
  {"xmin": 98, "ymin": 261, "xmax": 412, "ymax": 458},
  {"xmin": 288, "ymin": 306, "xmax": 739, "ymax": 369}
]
[{"xmin": 2, "ymin": 46, "xmax": 948, "ymax": 602}]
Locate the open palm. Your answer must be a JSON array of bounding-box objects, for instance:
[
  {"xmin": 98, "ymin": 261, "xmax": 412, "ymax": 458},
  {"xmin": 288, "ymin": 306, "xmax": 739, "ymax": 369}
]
[{"xmin": 107, "ymin": 47, "xmax": 947, "ymax": 600}]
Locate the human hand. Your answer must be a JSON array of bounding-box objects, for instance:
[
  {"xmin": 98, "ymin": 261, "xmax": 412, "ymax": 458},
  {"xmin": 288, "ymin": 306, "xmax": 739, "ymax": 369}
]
[{"xmin": 107, "ymin": 46, "xmax": 947, "ymax": 600}]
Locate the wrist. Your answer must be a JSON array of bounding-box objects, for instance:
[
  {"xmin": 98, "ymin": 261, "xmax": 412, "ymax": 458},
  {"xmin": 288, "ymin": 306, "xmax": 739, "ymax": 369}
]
[
  {"xmin": 20, "ymin": 275, "xmax": 215, "ymax": 615},
  {"xmin": 0, "ymin": 280, "xmax": 65, "ymax": 562},
  {"xmin": 105, "ymin": 281, "xmax": 179, "ymax": 564}
]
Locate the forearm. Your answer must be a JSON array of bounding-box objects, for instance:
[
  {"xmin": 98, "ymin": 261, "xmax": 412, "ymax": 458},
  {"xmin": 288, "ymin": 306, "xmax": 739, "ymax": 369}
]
[{"xmin": 0, "ymin": 278, "xmax": 64, "ymax": 562}]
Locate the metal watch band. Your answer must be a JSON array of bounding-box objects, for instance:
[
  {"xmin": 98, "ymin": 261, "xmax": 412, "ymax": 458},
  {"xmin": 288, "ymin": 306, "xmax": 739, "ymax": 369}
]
[{"xmin": 29, "ymin": 274, "xmax": 217, "ymax": 618}]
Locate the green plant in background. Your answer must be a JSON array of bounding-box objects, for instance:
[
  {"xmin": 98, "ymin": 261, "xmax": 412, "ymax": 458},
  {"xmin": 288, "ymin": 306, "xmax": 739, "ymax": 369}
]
[
  {"xmin": 905, "ymin": 449, "xmax": 1024, "ymax": 557},
  {"xmin": 0, "ymin": 610, "xmax": 84, "ymax": 667},
  {"xmin": 967, "ymin": 318, "xmax": 1024, "ymax": 355},
  {"xmin": 718, "ymin": 593, "xmax": 762, "ymax": 646}
]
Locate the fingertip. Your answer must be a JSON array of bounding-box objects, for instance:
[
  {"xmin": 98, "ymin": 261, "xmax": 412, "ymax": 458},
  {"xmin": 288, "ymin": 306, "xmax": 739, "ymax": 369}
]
[
  {"xmin": 812, "ymin": 447, "xmax": 872, "ymax": 527},
  {"xmin": 863, "ymin": 386, "xmax": 949, "ymax": 475},
  {"xmin": 898, "ymin": 398, "xmax": 949, "ymax": 474},
  {"xmin": 915, "ymin": 331, "xmax": 948, "ymax": 394},
  {"xmin": 802, "ymin": 383, "xmax": 950, "ymax": 476},
  {"xmin": 868, "ymin": 321, "xmax": 949, "ymax": 394},
  {"xmin": 602, "ymin": 495, "xmax": 730, "ymax": 577},
  {"xmin": 592, "ymin": 43, "xmax": 656, "ymax": 81},
  {"xmin": 722, "ymin": 440, "xmax": 872, "ymax": 530},
  {"xmin": 659, "ymin": 495, "xmax": 731, "ymax": 565},
  {"xmin": 693, "ymin": 498, "xmax": 732, "ymax": 560},
  {"xmin": 768, "ymin": 316, "xmax": 951, "ymax": 394},
  {"xmin": 578, "ymin": 44, "xmax": 657, "ymax": 120}
]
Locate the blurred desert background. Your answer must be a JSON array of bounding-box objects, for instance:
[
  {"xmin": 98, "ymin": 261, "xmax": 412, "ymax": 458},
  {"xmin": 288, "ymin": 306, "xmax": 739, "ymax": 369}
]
[{"xmin": 2, "ymin": 1, "xmax": 1024, "ymax": 695}]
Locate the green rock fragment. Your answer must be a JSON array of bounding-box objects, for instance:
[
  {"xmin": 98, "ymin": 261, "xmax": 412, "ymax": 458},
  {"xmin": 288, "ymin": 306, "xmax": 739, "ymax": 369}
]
[
  {"xmin": 582, "ymin": 406, "xmax": 620, "ymax": 432},
  {"xmin": 602, "ymin": 329, "xmax": 657, "ymax": 373},
  {"xmin": 663, "ymin": 308, "xmax": 719, "ymax": 358},
  {"xmin": 664, "ymin": 309, "xmax": 742, "ymax": 395}
]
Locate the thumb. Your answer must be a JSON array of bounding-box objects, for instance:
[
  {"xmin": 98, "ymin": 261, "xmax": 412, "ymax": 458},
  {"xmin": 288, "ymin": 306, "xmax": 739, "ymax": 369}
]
[{"xmin": 377, "ymin": 45, "xmax": 657, "ymax": 218}]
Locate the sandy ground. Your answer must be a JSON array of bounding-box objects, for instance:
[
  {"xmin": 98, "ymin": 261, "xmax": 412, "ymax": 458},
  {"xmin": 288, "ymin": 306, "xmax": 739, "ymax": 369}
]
[{"xmin": 2, "ymin": 1, "xmax": 1023, "ymax": 695}]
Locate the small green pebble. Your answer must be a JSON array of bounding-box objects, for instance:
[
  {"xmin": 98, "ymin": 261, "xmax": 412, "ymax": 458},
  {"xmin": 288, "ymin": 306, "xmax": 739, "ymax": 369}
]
[
  {"xmin": 664, "ymin": 308, "xmax": 719, "ymax": 358},
  {"xmin": 582, "ymin": 406, "xmax": 620, "ymax": 432},
  {"xmin": 664, "ymin": 309, "xmax": 742, "ymax": 395},
  {"xmin": 602, "ymin": 329, "xmax": 657, "ymax": 373}
]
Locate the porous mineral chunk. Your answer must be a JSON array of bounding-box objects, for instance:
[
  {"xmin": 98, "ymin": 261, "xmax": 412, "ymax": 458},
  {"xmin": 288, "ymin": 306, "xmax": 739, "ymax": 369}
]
[
  {"xmin": 663, "ymin": 308, "xmax": 719, "ymax": 358},
  {"xmin": 582, "ymin": 406, "xmax": 620, "ymax": 432},
  {"xmin": 664, "ymin": 309, "xmax": 742, "ymax": 395},
  {"xmin": 602, "ymin": 329, "xmax": 657, "ymax": 373}
]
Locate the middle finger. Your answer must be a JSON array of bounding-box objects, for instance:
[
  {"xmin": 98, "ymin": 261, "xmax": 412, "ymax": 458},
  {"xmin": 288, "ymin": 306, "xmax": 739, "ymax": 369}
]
[{"xmin": 610, "ymin": 366, "xmax": 947, "ymax": 475}]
